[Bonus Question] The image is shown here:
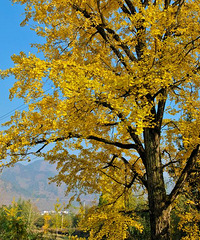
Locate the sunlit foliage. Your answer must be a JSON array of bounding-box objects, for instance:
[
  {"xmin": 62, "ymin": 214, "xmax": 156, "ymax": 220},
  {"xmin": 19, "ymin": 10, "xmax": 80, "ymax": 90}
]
[{"xmin": 1, "ymin": 0, "xmax": 200, "ymax": 239}]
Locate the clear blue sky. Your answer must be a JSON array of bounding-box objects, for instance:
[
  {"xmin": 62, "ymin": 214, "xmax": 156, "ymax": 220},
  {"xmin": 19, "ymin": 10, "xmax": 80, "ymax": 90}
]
[{"xmin": 0, "ymin": 1, "xmax": 42, "ymax": 125}]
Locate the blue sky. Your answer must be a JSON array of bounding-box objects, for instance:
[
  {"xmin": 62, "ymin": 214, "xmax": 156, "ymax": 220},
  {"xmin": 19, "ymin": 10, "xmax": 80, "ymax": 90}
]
[{"xmin": 0, "ymin": 1, "xmax": 41, "ymax": 125}]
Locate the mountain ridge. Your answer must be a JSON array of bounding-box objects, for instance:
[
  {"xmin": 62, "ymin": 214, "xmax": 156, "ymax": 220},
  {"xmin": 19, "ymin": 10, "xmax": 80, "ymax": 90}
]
[{"xmin": 0, "ymin": 160, "xmax": 70, "ymax": 210}]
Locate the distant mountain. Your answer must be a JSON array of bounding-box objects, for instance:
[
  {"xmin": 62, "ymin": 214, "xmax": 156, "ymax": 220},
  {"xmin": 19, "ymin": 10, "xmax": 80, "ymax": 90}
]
[
  {"xmin": 0, "ymin": 160, "xmax": 96, "ymax": 211},
  {"xmin": 0, "ymin": 160, "xmax": 72, "ymax": 210}
]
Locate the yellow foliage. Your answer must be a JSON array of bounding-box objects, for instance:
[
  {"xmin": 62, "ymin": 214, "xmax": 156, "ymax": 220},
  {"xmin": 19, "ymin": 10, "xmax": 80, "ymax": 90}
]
[
  {"xmin": 1, "ymin": 0, "xmax": 200, "ymax": 239},
  {"xmin": 79, "ymin": 203, "xmax": 143, "ymax": 240},
  {"xmin": 173, "ymin": 195, "xmax": 200, "ymax": 240},
  {"xmin": 3, "ymin": 199, "xmax": 23, "ymax": 222},
  {"xmin": 43, "ymin": 214, "xmax": 51, "ymax": 234}
]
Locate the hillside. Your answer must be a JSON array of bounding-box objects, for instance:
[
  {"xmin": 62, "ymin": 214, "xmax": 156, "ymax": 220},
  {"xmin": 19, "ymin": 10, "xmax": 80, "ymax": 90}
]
[{"xmin": 0, "ymin": 160, "xmax": 73, "ymax": 210}]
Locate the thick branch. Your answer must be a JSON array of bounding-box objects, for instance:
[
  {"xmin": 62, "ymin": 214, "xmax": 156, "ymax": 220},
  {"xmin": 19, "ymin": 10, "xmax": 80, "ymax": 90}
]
[
  {"xmin": 156, "ymin": 88, "xmax": 167, "ymax": 131},
  {"xmin": 97, "ymin": 0, "xmax": 106, "ymax": 25},
  {"xmin": 34, "ymin": 133, "xmax": 137, "ymax": 150},
  {"xmin": 164, "ymin": 0, "xmax": 171, "ymax": 9},
  {"xmin": 87, "ymin": 135, "xmax": 136, "ymax": 149},
  {"xmin": 117, "ymin": 0, "xmax": 131, "ymax": 15},
  {"xmin": 124, "ymin": 0, "xmax": 136, "ymax": 14},
  {"xmin": 167, "ymin": 144, "xmax": 200, "ymax": 206},
  {"xmin": 100, "ymin": 122, "xmax": 119, "ymax": 127}
]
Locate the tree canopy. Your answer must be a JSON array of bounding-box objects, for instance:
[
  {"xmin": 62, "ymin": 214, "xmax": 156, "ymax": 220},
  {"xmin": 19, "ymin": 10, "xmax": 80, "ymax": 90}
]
[{"xmin": 1, "ymin": 0, "xmax": 200, "ymax": 239}]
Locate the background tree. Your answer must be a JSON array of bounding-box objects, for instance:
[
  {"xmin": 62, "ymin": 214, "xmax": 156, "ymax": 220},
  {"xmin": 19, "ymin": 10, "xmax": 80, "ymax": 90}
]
[
  {"xmin": 52, "ymin": 198, "xmax": 63, "ymax": 237},
  {"xmin": 1, "ymin": 0, "xmax": 200, "ymax": 239},
  {"xmin": 17, "ymin": 198, "xmax": 41, "ymax": 237},
  {"xmin": 0, "ymin": 199, "xmax": 43, "ymax": 240}
]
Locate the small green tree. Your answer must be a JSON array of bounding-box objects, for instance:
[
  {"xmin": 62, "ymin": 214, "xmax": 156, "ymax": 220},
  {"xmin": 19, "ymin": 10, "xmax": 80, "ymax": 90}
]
[
  {"xmin": 52, "ymin": 198, "xmax": 63, "ymax": 237},
  {"xmin": 0, "ymin": 199, "xmax": 43, "ymax": 240},
  {"xmin": 17, "ymin": 199, "xmax": 41, "ymax": 235},
  {"xmin": 0, "ymin": 199, "xmax": 28, "ymax": 240}
]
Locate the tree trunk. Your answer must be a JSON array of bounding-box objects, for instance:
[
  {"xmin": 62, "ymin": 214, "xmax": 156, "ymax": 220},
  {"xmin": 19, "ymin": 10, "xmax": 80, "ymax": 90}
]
[{"xmin": 144, "ymin": 128, "xmax": 171, "ymax": 240}]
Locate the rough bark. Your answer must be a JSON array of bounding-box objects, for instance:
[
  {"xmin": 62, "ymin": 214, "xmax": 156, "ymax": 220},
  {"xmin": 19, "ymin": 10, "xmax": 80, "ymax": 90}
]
[{"xmin": 144, "ymin": 128, "xmax": 171, "ymax": 240}]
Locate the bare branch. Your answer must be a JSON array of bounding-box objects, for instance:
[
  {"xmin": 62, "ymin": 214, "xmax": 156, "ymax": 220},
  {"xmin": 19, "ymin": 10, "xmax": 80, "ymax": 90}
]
[
  {"xmin": 162, "ymin": 160, "xmax": 179, "ymax": 169},
  {"xmin": 102, "ymin": 154, "xmax": 119, "ymax": 169},
  {"xmin": 161, "ymin": 120, "xmax": 181, "ymax": 131},
  {"xmin": 36, "ymin": 143, "xmax": 48, "ymax": 153}
]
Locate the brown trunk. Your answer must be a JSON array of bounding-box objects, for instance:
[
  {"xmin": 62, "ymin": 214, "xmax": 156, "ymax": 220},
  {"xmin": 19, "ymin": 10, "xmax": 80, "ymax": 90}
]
[
  {"xmin": 144, "ymin": 128, "xmax": 171, "ymax": 240},
  {"xmin": 148, "ymin": 204, "xmax": 171, "ymax": 240}
]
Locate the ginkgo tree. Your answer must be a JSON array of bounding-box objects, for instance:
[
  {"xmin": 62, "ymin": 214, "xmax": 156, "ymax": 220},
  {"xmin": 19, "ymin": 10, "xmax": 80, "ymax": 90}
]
[{"xmin": 1, "ymin": 0, "xmax": 200, "ymax": 239}]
